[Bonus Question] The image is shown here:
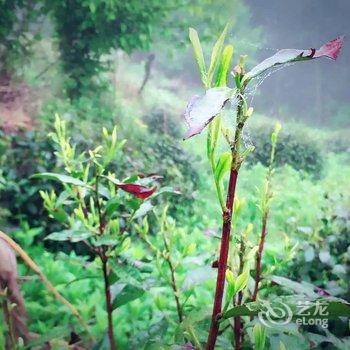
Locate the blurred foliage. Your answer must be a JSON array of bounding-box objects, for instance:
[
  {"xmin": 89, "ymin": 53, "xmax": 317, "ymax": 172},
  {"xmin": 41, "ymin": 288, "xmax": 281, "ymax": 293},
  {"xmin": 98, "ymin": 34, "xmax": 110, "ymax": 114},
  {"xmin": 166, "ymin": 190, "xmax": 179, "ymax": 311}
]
[
  {"xmin": 47, "ymin": 0, "xmax": 178, "ymax": 99},
  {"xmin": 289, "ymin": 192, "xmax": 350, "ymax": 300},
  {"xmin": 0, "ymin": 0, "xmax": 43, "ymax": 76},
  {"xmin": 140, "ymin": 110, "xmax": 200, "ymax": 217},
  {"xmin": 0, "ymin": 129, "xmax": 58, "ymax": 230},
  {"xmin": 246, "ymin": 123, "xmax": 324, "ymax": 177}
]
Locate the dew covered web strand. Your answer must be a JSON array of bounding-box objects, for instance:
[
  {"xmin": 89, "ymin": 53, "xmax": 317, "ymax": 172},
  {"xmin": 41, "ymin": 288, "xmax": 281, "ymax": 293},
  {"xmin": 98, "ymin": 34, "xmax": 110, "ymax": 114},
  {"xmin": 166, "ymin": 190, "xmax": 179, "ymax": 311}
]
[
  {"xmin": 245, "ymin": 62, "xmax": 296, "ymax": 105},
  {"xmin": 232, "ymin": 62, "xmax": 295, "ymax": 150}
]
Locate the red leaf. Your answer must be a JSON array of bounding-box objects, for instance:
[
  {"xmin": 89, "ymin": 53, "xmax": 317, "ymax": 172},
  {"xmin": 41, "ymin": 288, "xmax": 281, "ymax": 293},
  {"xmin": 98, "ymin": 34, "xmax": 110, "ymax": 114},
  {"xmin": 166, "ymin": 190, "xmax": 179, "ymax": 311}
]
[{"xmin": 116, "ymin": 183, "xmax": 156, "ymax": 199}]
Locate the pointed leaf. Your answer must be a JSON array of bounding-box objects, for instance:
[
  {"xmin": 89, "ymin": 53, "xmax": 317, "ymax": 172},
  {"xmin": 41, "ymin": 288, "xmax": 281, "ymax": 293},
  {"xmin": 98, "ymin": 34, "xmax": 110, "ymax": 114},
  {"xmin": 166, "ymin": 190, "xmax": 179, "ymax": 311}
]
[
  {"xmin": 214, "ymin": 152, "xmax": 232, "ymax": 183},
  {"xmin": 183, "ymin": 87, "xmax": 233, "ymax": 139},
  {"xmin": 105, "ymin": 176, "xmax": 157, "ymax": 200},
  {"xmin": 245, "ymin": 36, "xmax": 344, "ymax": 80},
  {"xmin": 45, "ymin": 229, "xmax": 93, "ymax": 242},
  {"xmin": 279, "ymin": 341, "xmax": 287, "ymax": 350},
  {"xmin": 111, "ymin": 283, "xmax": 144, "ymax": 309},
  {"xmin": 32, "ymin": 172, "xmax": 87, "ymax": 187},
  {"xmin": 207, "ymin": 24, "xmax": 229, "ymax": 86},
  {"xmin": 223, "ymin": 300, "xmax": 350, "ymax": 320},
  {"xmin": 189, "ymin": 28, "xmax": 207, "ymax": 84},
  {"xmin": 133, "ymin": 201, "xmax": 154, "ymax": 219},
  {"xmin": 234, "ymin": 270, "xmax": 250, "ymax": 295},
  {"xmin": 215, "ymin": 44, "xmax": 234, "ymax": 87},
  {"xmin": 253, "ymin": 324, "xmax": 266, "ymax": 350}
]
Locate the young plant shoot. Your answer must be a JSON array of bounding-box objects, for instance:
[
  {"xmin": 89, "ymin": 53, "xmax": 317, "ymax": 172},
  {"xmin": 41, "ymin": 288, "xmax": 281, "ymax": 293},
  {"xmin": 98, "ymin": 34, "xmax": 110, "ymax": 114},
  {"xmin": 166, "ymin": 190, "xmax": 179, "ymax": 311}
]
[
  {"xmin": 252, "ymin": 122, "xmax": 281, "ymax": 302},
  {"xmin": 34, "ymin": 116, "xmax": 173, "ymax": 349},
  {"xmin": 184, "ymin": 26, "xmax": 343, "ymax": 350}
]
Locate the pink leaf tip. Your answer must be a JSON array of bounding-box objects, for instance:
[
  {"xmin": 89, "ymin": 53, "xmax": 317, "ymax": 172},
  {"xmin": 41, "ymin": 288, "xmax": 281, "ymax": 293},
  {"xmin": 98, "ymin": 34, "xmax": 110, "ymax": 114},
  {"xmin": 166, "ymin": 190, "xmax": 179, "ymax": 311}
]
[{"xmin": 314, "ymin": 35, "xmax": 345, "ymax": 60}]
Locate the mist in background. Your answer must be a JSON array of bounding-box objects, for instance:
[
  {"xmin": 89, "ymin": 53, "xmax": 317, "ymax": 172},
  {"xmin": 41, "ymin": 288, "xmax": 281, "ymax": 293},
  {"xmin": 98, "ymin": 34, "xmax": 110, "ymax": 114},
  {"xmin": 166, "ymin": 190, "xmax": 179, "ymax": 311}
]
[{"xmin": 245, "ymin": 0, "xmax": 349, "ymax": 127}]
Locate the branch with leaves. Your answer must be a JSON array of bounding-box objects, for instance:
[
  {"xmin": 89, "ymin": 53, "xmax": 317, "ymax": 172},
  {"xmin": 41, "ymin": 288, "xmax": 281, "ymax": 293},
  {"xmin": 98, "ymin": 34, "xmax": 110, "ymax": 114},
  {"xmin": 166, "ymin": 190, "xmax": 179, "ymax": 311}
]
[
  {"xmin": 33, "ymin": 115, "xmax": 176, "ymax": 348},
  {"xmin": 184, "ymin": 25, "xmax": 343, "ymax": 350}
]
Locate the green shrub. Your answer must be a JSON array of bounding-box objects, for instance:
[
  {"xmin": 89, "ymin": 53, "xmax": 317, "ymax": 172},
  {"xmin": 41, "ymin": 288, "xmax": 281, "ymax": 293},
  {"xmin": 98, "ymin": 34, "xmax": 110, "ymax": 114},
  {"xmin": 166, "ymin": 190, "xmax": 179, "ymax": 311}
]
[
  {"xmin": 140, "ymin": 110, "xmax": 201, "ymax": 217},
  {"xmin": 0, "ymin": 129, "xmax": 59, "ymax": 230},
  {"xmin": 289, "ymin": 192, "xmax": 350, "ymax": 299},
  {"xmin": 246, "ymin": 124, "xmax": 324, "ymax": 177}
]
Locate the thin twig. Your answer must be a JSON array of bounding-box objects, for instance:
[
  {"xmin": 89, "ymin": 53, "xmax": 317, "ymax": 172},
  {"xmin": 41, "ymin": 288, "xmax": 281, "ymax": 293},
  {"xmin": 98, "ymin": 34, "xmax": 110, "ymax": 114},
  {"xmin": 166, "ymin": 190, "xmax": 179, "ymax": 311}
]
[
  {"xmin": 234, "ymin": 236, "xmax": 245, "ymax": 350},
  {"xmin": 102, "ymin": 255, "xmax": 117, "ymax": 350},
  {"xmin": 252, "ymin": 131, "xmax": 277, "ymax": 302},
  {"xmin": 161, "ymin": 230, "xmax": 183, "ymax": 323},
  {"xmin": 0, "ymin": 231, "xmax": 94, "ymax": 341}
]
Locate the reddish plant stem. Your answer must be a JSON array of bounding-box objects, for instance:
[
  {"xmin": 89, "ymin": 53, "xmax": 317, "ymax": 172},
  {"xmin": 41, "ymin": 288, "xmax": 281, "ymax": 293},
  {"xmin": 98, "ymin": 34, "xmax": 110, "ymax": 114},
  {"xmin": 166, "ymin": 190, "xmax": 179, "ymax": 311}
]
[
  {"xmin": 206, "ymin": 168, "xmax": 238, "ymax": 350},
  {"xmin": 102, "ymin": 255, "xmax": 117, "ymax": 350},
  {"xmin": 252, "ymin": 212, "xmax": 268, "ymax": 302},
  {"xmin": 234, "ymin": 315, "xmax": 242, "ymax": 350}
]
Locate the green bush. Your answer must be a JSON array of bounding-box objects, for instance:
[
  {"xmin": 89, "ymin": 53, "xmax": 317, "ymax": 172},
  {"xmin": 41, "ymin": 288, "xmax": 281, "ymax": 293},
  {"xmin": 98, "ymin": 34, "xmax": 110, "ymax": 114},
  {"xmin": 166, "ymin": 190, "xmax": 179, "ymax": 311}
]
[
  {"xmin": 246, "ymin": 124, "xmax": 324, "ymax": 177},
  {"xmin": 140, "ymin": 110, "xmax": 201, "ymax": 217},
  {"xmin": 0, "ymin": 129, "xmax": 58, "ymax": 229},
  {"xmin": 289, "ymin": 192, "xmax": 350, "ymax": 299}
]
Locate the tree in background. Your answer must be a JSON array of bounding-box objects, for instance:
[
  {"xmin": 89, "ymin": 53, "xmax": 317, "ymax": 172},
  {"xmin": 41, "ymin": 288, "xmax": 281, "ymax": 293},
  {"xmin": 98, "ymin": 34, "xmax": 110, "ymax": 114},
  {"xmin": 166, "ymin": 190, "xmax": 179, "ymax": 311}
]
[
  {"xmin": 0, "ymin": 0, "xmax": 43, "ymax": 80},
  {"xmin": 47, "ymin": 0, "xmax": 176, "ymax": 99}
]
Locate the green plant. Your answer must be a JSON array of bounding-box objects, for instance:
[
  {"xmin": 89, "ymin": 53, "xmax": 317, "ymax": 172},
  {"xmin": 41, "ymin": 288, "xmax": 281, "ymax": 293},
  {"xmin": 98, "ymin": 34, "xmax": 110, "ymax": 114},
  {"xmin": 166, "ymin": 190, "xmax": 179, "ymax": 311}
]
[
  {"xmin": 135, "ymin": 206, "xmax": 207, "ymax": 347},
  {"xmin": 0, "ymin": 129, "xmax": 58, "ymax": 230},
  {"xmin": 33, "ymin": 115, "xmax": 176, "ymax": 348},
  {"xmin": 252, "ymin": 122, "xmax": 281, "ymax": 301},
  {"xmin": 290, "ymin": 192, "xmax": 350, "ymax": 299},
  {"xmin": 0, "ymin": 0, "xmax": 43, "ymax": 78},
  {"xmin": 184, "ymin": 25, "xmax": 345, "ymax": 350},
  {"xmin": 246, "ymin": 124, "xmax": 324, "ymax": 177}
]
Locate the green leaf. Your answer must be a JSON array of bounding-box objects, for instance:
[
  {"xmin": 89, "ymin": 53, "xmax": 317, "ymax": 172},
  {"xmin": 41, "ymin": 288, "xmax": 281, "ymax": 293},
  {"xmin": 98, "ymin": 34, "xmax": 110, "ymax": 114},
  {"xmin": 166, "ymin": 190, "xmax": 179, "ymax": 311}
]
[
  {"xmin": 271, "ymin": 122, "xmax": 282, "ymax": 144},
  {"xmin": 105, "ymin": 197, "xmax": 120, "ymax": 218},
  {"xmin": 32, "ymin": 172, "xmax": 87, "ymax": 187},
  {"xmin": 279, "ymin": 341, "xmax": 287, "ymax": 350},
  {"xmin": 214, "ymin": 152, "xmax": 232, "ymax": 184},
  {"xmin": 50, "ymin": 207, "xmax": 68, "ymax": 223},
  {"xmin": 223, "ymin": 300, "xmax": 350, "ymax": 320},
  {"xmin": 215, "ymin": 44, "xmax": 234, "ymax": 87},
  {"xmin": 226, "ymin": 269, "xmax": 235, "ymax": 287},
  {"xmin": 234, "ymin": 270, "xmax": 250, "ymax": 295},
  {"xmin": 133, "ymin": 201, "xmax": 154, "ymax": 219},
  {"xmin": 149, "ymin": 186, "xmax": 181, "ymax": 198},
  {"xmin": 45, "ymin": 229, "xmax": 93, "ymax": 242},
  {"xmin": 270, "ymin": 275, "xmax": 318, "ymax": 298},
  {"xmin": 223, "ymin": 273, "xmax": 235, "ymax": 313},
  {"xmin": 189, "ymin": 28, "xmax": 207, "ymax": 85},
  {"xmin": 93, "ymin": 235, "xmax": 118, "ymax": 247},
  {"xmin": 207, "ymin": 116, "xmax": 222, "ymax": 159},
  {"xmin": 207, "ymin": 24, "xmax": 229, "ymax": 87},
  {"xmin": 253, "ymin": 324, "xmax": 266, "ymax": 350},
  {"xmin": 111, "ymin": 283, "xmax": 144, "ymax": 309}
]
